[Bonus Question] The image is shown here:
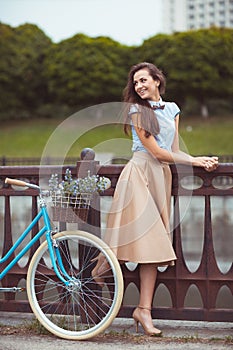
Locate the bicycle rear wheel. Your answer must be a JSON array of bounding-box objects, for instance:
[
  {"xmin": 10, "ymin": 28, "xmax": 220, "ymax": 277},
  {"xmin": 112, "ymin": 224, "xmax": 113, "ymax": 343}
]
[{"xmin": 27, "ymin": 230, "xmax": 123, "ymax": 340}]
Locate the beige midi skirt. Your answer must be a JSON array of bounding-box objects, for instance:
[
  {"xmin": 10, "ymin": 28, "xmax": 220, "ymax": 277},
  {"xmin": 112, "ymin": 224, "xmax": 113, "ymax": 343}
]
[{"xmin": 103, "ymin": 151, "xmax": 177, "ymax": 266}]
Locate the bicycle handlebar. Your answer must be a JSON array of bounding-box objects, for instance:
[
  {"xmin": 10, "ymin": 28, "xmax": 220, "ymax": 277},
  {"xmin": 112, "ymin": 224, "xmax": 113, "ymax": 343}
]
[
  {"xmin": 5, "ymin": 178, "xmax": 28, "ymax": 187},
  {"xmin": 5, "ymin": 178, "xmax": 40, "ymax": 190}
]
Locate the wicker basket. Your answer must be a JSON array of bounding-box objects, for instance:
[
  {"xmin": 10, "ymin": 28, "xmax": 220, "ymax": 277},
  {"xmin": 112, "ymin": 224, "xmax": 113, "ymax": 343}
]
[{"xmin": 51, "ymin": 192, "xmax": 92, "ymax": 223}]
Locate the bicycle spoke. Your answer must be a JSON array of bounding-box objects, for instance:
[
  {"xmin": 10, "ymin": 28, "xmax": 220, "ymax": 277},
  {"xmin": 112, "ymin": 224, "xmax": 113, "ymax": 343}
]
[{"xmin": 27, "ymin": 231, "xmax": 123, "ymax": 340}]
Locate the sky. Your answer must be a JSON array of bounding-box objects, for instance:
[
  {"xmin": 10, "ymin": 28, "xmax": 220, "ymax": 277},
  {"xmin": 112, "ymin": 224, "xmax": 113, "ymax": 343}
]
[{"xmin": 0, "ymin": 0, "xmax": 163, "ymax": 46}]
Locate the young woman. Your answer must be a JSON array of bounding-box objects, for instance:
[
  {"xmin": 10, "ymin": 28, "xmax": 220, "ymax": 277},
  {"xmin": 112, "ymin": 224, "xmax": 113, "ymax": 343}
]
[{"xmin": 92, "ymin": 62, "xmax": 218, "ymax": 336}]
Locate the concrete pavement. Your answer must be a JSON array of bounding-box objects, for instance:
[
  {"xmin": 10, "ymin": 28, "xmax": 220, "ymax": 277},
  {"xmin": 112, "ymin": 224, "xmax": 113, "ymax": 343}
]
[{"xmin": 0, "ymin": 312, "xmax": 232, "ymax": 350}]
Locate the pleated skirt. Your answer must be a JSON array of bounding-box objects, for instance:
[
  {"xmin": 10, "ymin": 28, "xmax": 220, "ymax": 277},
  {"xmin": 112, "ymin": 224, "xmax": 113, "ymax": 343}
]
[{"xmin": 103, "ymin": 151, "xmax": 177, "ymax": 266}]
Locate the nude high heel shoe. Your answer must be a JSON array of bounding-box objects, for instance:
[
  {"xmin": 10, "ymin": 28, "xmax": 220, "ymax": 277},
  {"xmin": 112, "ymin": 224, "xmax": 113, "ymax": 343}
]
[
  {"xmin": 132, "ymin": 306, "xmax": 162, "ymax": 337},
  {"xmin": 91, "ymin": 254, "xmax": 110, "ymax": 288}
]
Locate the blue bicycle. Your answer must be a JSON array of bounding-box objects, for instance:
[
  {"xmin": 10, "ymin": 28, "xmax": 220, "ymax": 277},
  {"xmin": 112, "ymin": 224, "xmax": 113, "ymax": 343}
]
[{"xmin": 1, "ymin": 178, "xmax": 123, "ymax": 340}]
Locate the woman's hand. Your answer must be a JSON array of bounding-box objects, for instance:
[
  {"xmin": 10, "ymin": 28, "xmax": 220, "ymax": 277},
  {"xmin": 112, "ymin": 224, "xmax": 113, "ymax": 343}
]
[
  {"xmin": 204, "ymin": 156, "xmax": 219, "ymax": 172},
  {"xmin": 192, "ymin": 156, "xmax": 219, "ymax": 172}
]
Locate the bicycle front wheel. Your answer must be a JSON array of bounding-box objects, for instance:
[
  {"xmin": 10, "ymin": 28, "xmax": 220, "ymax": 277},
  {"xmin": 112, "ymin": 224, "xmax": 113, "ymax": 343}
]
[{"xmin": 27, "ymin": 230, "xmax": 124, "ymax": 340}]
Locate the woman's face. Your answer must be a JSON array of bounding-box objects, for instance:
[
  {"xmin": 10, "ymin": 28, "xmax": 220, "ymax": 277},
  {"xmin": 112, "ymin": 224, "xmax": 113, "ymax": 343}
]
[{"xmin": 133, "ymin": 69, "xmax": 160, "ymax": 101}]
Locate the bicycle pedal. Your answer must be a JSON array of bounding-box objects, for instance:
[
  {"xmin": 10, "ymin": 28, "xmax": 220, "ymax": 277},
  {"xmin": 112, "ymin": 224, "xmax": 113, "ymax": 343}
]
[{"xmin": 0, "ymin": 287, "xmax": 25, "ymax": 293}]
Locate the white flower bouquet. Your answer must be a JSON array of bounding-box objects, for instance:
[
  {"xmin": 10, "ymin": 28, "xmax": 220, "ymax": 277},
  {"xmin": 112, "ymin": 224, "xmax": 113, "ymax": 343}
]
[{"xmin": 49, "ymin": 168, "xmax": 111, "ymax": 223}]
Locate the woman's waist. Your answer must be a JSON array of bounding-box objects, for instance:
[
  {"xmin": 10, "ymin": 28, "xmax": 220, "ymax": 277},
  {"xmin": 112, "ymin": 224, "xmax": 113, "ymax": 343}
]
[
  {"xmin": 132, "ymin": 151, "xmax": 154, "ymax": 160},
  {"xmin": 132, "ymin": 151, "xmax": 170, "ymax": 168}
]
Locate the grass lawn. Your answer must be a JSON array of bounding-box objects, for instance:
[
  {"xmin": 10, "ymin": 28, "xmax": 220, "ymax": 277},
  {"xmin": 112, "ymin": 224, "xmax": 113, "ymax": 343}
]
[
  {"xmin": 1, "ymin": 115, "xmax": 233, "ymax": 160},
  {"xmin": 179, "ymin": 116, "xmax": 233, "ymax": 156}
]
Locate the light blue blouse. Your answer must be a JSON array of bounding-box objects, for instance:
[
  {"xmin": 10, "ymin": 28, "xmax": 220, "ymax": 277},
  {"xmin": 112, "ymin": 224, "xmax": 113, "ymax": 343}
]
[{"xmin": 130, "ymin": 98, "xmax": 180, "ymax": 153}]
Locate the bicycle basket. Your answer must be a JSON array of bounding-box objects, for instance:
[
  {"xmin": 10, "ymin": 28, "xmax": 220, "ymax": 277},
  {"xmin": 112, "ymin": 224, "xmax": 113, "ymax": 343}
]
[{"xmin": 51, "ymin": 192, "xmax": 93, "ymax": 223}]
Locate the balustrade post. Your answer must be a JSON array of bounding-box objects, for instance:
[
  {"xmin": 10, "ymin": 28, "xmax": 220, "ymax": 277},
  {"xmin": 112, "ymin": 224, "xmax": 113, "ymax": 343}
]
[
  {"xmin": 76, "ymin": 148, "xmax": 101, "ymax": 235},
  {"xmin": 2, "ymin": 196, "xmax": 12, "ymax": 296}
]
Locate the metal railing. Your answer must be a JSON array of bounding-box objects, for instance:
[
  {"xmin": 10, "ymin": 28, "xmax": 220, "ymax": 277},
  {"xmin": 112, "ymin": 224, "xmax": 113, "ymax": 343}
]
[
  {"xmin": 1, "ymin": 154, "xmax": 233, "ymax": 166},
  {"xmin": 0, "ymin": 148, "xmax": 232, "ymax": 322},
  {"xmin": 0, "ymin": 156, "xmax": 79, "ymax": 166}
]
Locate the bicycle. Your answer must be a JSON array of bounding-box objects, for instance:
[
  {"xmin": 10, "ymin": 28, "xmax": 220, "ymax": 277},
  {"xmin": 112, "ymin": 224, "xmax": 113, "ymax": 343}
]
[{"xmin": 0, "ymin": 178, "xmax": 124, "ymax": 340}]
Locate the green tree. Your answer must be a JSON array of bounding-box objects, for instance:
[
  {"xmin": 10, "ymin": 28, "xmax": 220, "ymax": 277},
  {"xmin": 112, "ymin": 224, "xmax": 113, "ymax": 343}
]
[
  {"xmin": 45, "ymin": 34, "xmax": 131, "ymax": 108},
  {"xmin": 136, "ymin": 33, "xmax": 186, "ymax": 104},
  {"xmin": 0, "ymin": 23, "xmax": 20, "ymax": 115},
  {"xmin": 0, "ymin": 23, "xmax": 52, "ymax": 119},
  {"xmin": 1, "ymin": 23, "xmax": 232, "ymax": 120},
  {"xmin": 138, "ymin": 28, "xmax": 233, "ymax": 116},
  {"xmin": 167, "ymin": 28, "xmax": 233, "ymax": 116}
]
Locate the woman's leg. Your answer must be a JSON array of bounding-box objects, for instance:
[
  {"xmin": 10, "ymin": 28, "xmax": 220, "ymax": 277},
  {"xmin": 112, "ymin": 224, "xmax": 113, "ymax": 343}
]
[
  {"xmin": 132, "ymin": 263, "xmax": 162, "ymax": 336},
  {"xmin": 139, "ymin": 263, "xmax": 157, "ymax": 308}
]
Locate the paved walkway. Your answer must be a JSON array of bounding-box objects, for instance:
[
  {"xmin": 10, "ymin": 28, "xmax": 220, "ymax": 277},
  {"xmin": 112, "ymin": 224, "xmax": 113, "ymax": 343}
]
[{"xmin": 0, "ymin": 312, "xmax": 232, "ymax": 350}]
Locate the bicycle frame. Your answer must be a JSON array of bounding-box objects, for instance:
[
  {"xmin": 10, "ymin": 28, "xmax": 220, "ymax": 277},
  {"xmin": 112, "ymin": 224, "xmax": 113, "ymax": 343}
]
[
  {"xmin": 1, "ymin": 177, "xmax": 124, "ymax": 341},
  {"xmin": 0, "ymin": 191, "xmax": 71, "ymax": 286}
]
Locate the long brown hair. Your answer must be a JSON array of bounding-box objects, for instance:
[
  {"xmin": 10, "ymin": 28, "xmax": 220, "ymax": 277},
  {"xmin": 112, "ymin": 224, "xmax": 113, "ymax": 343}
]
[{"xmin": 123, "ymin": 62, "xmax": 166, "ymax": 138}]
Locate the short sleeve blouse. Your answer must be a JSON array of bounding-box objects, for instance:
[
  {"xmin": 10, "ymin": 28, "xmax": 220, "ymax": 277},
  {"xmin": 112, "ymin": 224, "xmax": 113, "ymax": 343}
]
[{"xmin": 130, "ymin": 99, "xmax": 180, "ymax": 153}]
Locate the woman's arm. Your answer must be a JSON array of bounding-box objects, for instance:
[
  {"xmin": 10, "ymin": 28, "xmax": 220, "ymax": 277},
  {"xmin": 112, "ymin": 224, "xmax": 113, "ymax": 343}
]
[
  {"xmin": 171, "ymin": 114, "xmax": 195, "ymax": 159},
  {"xmin": 131, "ymin": 113, "xmax": 218, "ymax": 170},
  {"xmin": 171, "ymin": 115, "xmax": 218, "ymax": 171},
  {"xmin": 171, "ymin": 114, "xmax": 180, "ymax": 153}
]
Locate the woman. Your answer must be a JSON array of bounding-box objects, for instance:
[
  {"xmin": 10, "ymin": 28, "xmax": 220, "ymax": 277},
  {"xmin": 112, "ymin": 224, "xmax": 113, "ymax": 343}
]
[{"xmin": 92, "ymin": 62, "xmax": 218, "ymax": 336}]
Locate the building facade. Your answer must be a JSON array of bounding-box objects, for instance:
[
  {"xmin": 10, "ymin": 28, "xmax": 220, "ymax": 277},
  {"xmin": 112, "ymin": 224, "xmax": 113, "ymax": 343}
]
[{"xmin": 163, "ymin": 0, "xmax": 233, "ymax": 33}]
